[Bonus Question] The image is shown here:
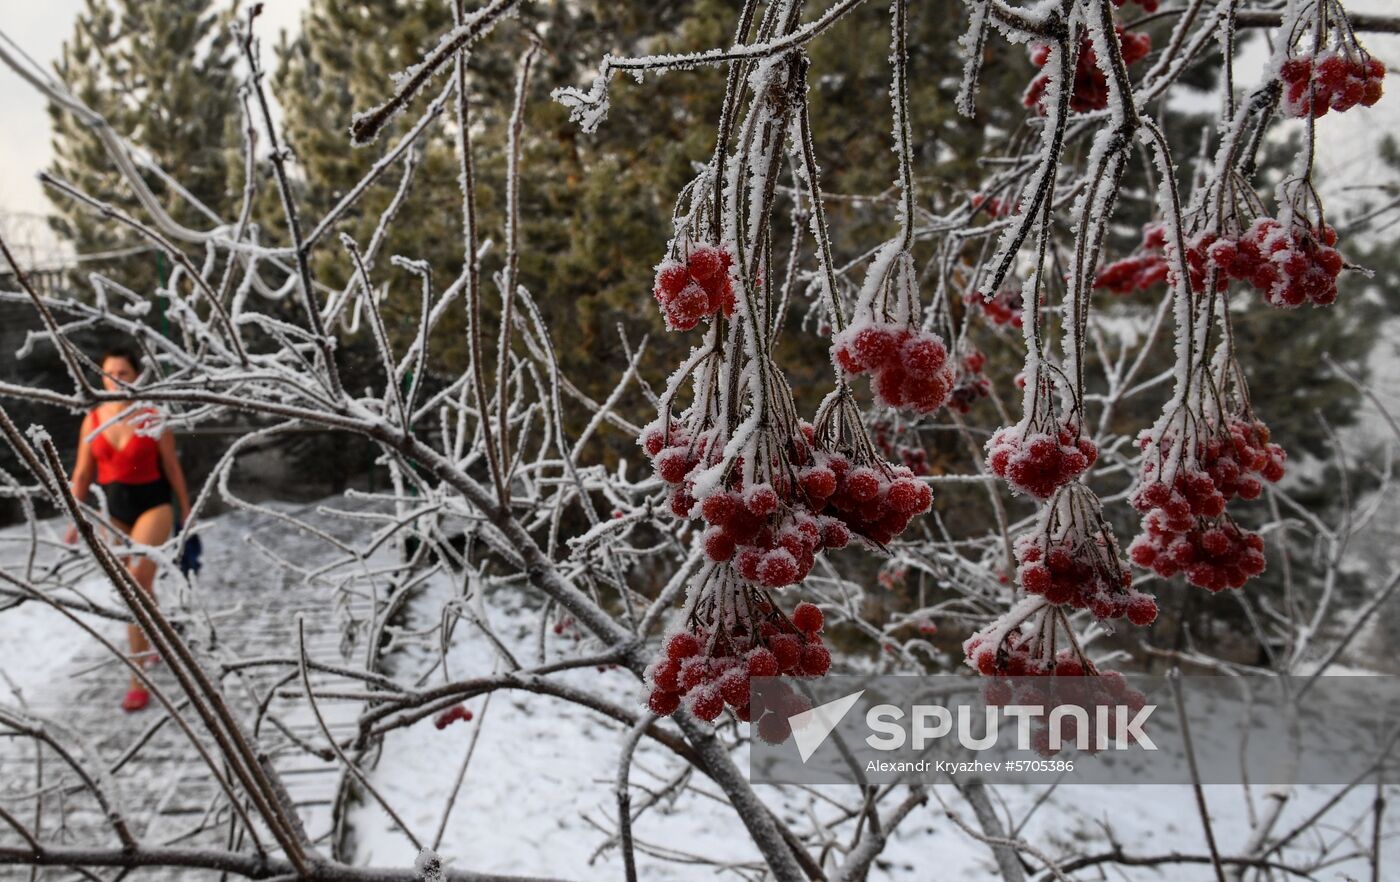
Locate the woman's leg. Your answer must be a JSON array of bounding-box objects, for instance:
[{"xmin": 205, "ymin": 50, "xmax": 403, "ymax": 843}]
[{"xmin": 124, "ymin": 504, "xmax": 173, "ymax": 693}]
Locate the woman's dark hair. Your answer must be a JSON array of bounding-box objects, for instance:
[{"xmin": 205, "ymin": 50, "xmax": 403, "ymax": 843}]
[{"xmin": 99, "ymin": 345, "xmax": 142, "ymax": 374}]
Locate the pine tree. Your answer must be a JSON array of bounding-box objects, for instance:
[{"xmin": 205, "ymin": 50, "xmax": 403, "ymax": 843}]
[
  {"xmin": 47, "ymin": 0, "xmax": 240, "ymax": 296},
  {"xmin": 272, "ymin": 2, "xmax": 461, "ymax": 273},
  {"xmin": 272, "ymin": 0, "xmax": 693, "ymax": 383}
]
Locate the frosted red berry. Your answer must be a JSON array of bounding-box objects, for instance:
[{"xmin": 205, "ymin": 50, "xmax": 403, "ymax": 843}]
[
  {"xmin": 748, "ymin": 648, "xmax": 780, "ymax": 678},
  {"xmin": 687, "ymin": 688, "xmax": 724, "ymax": 722},
  {"xmin": 703, "ymin": 528, "xmax": 736, "ymax": 562},
  {"xmin": 757, "ymin": 711, "xmax": 792, "ymax": 745},
  {"xmin": 667, "ymin": 632, "xmax": 701, "ymax": 660},
  {"xmin": 792, "ymin": 602, "xmax": 824, "ymax": 634},
  {"xmin": 648, "ymin": 688, "xmax": 682, "ymax": 716},
  {"xmin": 799, "ymin": 644, "xmax": 832, "ymax": 677},
  {"xmin": 1125, "ymin": 593, "xmax": 1159, "ymax": 626},
  {"xmin": 1129, "ymin": 418, "xmax": 1282, "ymax": 592}
]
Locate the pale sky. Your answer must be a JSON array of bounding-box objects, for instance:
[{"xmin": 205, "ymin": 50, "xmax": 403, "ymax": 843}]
[
  {"xmin": 0, "ymin": 1, "xmax": 1394, "ymax": 266},
  {"xmin": 0, "ymin": 1, "xmax": 85, "ymax": 227},
  {"xmin": 0, "ymin": 0, "xmax": 310, "ymax": 264}
]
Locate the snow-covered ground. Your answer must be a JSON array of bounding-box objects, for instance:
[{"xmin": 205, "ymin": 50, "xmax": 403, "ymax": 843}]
[
  {"xmin": 355, "ymin": 569, "xmax": 1400, "ymax": 881},
  {"xmin": 3, "ymin": 506, "xmax": 1397, "ymax": 880},
  {"xmin": 0, "ymin": 579, "xmax": 86, "ymax": 704}
]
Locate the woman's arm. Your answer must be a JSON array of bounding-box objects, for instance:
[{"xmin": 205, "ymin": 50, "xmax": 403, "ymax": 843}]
[
  {"xmin": 157, "ymin": 430, "xmax": 191, "ymax": 522},
  {"xmin": 66, "ymin": 413, "xmax": 97, "ymax": 543}
]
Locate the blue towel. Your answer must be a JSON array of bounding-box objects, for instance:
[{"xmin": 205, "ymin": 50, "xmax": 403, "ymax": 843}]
[{"xmin": 173, "ymin": 521, "xmax": 203, "ymax": 576}]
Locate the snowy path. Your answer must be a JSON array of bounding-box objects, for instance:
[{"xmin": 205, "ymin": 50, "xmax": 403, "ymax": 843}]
[{"xmin": 0, "ymin": 502, "xmax": 377, "ymax": 878}]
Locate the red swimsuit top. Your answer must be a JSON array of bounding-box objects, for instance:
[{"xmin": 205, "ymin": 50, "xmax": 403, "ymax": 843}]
[{"xmin": 89, "ymin": 410, "xmax": 163, "ymax": 485}]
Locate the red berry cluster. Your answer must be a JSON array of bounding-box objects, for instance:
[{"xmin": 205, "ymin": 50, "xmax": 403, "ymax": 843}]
[
  {"xmin": 833, "ymin": 322, "xmax": 955, "ymax": 413},
  {"xmin": 1206, "ymin": 217, "xmax": 1344, "ymax": 308},
  {"xmin": 986, "ymin": 423, "xmax": 1098, "ymax": 499},
  {"xmin": 652, "ymin": 243, "xmax": 736, "ymax": 331},
  {"xmin": 433, "ymin": 704, "xmax": 474, "ymax": 729},
  {"xmin": 1095, "ymin": 223, "xmax": 1166, "ymax": 295},
  {"xmin": 1280, "ymin": 52, "xmax": 1385, "ymax": 118},
  {"xmin": 1015, "ymin": 531, "xmax": 1154, "ymax": 624},
  {"xmin": 1095, "ymin": 222, "xmax": 1222, "ymax": 295},
  {"xmin": 970, "ymin": 193, "xmax": 1015, "ymax": 218},
  {"xmin": 640, "ymin": 418, "xmax": 714, "ymax": 519},
  {"xmin": 803, "ymin": 455, "xmax": 934, "ymax": 546},
  {"xmin": 1094, "ymin": 253, "xmax": 1168, "ymax": 295},
  {"xmin": 701, "ymin": 491, "xmax": 846, "ymax": 588},
  {"xmin": 1128, "ymin": 508, "xmax": 1266, "ymax": 591},
  {"xmin": 948, "ymin": 349, "xmax": 991, "ymax": 414},
  {"xmin": 645, "ymin": 421, "xmax": 830, "ymax": 587},
  {"xmin": 1133, "ymin": 459, "xmax": 1224, "ymax": 521},
  {"xmin": 981, "ymin": 664, "xmax": 1146, "ymax": 711},
  {"xmin": 645, "ymin": 416, "xmax": 932, "ymax": 579},
  {"xmin": 963, "ymin": 586, "xmax": 1148, "ymax": 753},
  {"xmin": 966, "ymin": 622, "xmax": 1146, "ymax": 705},
  {"xmin": 970, "ymin": 285, "xmax": 1024, "ymax": 328},
  {"xmin": 871, "ymin": 419, "xmax": 931, "ymax": 475},
  {"xmin": 552, "ymin": 614, "xmax": 583, "ymax": 640},
  {"xmin": 751, "ymin": 681, "xmax": 819, "ymax": 745},
  {"xmin": 878, "ymin": 562, "xmax": 909, "ymax": 590},
  {"xmin": 1025, "ymin": 27, "xmax": 1152, "ymax": 114},
  {"xmin": 1200, "ymin": 416, "xmax": 1287, "ymax": 500},
  {"xmin": 1127, "ymin": 420, "xmax": 1279, "ymax": 592},
  {"xmin": 966, "ymin": 629, "xmax": 1080, "ymax": 678},
  {"xmin": 645, "ymin": 602, "xmax": 829, "ymax": 722},
  {"xmin": 982, "ymin": 666, "xmax": 1149, "ymax": 756}
]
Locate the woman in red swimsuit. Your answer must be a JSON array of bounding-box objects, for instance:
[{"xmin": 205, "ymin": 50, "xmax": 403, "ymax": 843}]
[{"xmin": 65, "ymin": 347, "xmax": 192, "ymax": 712}]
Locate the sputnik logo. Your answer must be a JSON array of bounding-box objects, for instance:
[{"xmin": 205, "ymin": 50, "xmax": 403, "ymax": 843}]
[
  {"xmin": 789, "ymin": 690, "xmax": 865, "ymax": 762},
  {"xmin": 782, "ymin": 688, "xmax": 1158, "ymax": 762}
]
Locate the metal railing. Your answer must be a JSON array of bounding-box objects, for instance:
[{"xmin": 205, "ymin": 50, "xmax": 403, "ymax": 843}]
[{"xmin": 0, "ymin": 268, "xmax": 68, "ymax": 296}]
